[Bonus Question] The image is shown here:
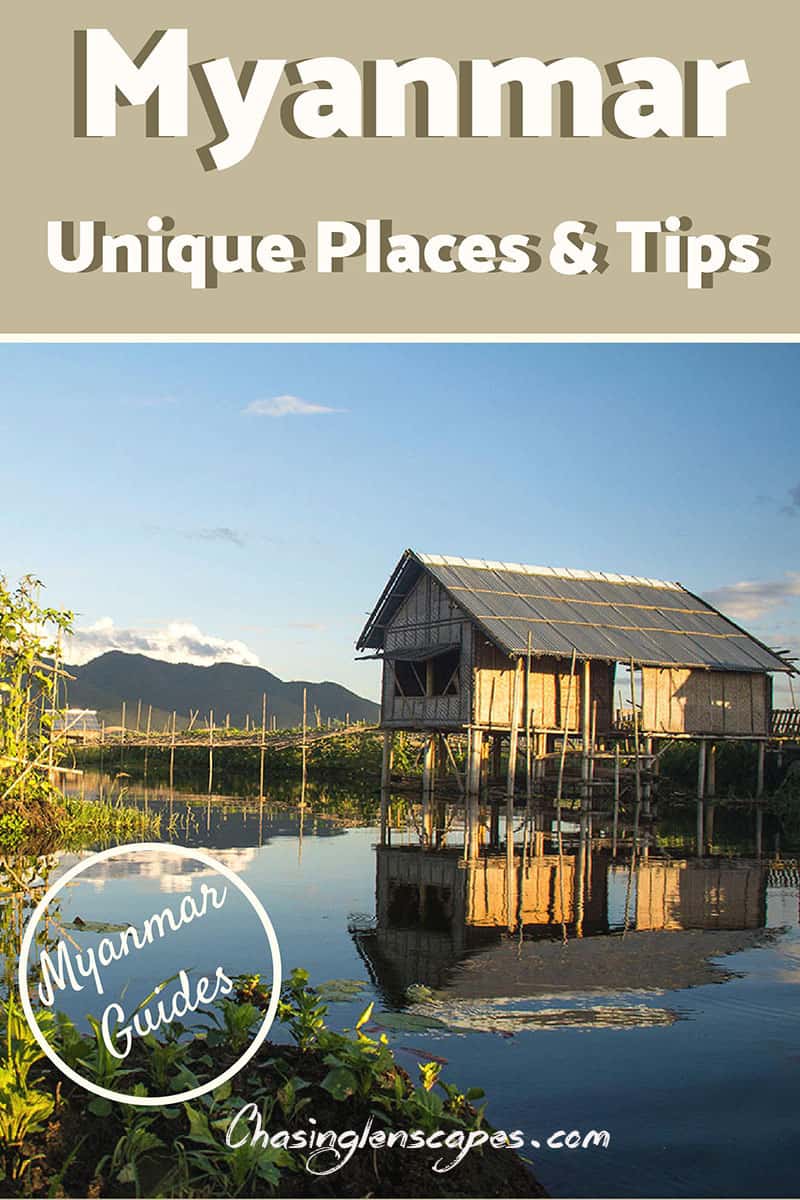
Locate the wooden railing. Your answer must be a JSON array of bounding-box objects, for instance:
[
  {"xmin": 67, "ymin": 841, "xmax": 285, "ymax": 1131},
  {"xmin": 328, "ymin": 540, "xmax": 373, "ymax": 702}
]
[{"xmin": 771, "ymin": 709, "xmax": 800, "ymax": 738}]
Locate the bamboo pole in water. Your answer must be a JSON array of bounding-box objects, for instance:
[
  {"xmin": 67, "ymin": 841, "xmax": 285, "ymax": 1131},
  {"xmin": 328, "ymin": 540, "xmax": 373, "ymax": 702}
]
[
  {"xmin": 259, "ymin": 693, "xmax": 267, "ymax": 799},
  {"xmin": 555, "ymin": 649, "xmax": 577, "ymax": 944},
  {"xmin": 208, "ymin": 711, "xmax": 215, "ymax": 795},
  {"xmin": 612, "ymin": 743, "xmax": 620, "ymax": 858},
  {"xmin": 120, "ymin": 700, "xmax": 126, "ymax": 771},
  {"xmin": 506, "ymin": 659, "xmax": 522, "ymax": 931},
  {"xmin": 169, "ymin": 711, "xmax": 176, "ymax": 789},
  {"xmin": 301, "ymin": 688, "xmax": 308, "ymax": 799},
  {"xmin": 144, "ymin": 704, "xmax": 152, "ymax": 781},
  {"xmin": 696, "ymin": 739, "xmax": 706, "ymax": 857},
  {"xmin": 623, "ymin": 660, "xmax": 643, "ymax": 936}
]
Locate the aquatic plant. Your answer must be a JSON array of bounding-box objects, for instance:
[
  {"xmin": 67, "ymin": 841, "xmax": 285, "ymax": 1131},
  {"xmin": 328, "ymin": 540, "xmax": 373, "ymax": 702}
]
[{"xmin": 0, "ymin": 970, "xmax": 536, "ymax": 1198}]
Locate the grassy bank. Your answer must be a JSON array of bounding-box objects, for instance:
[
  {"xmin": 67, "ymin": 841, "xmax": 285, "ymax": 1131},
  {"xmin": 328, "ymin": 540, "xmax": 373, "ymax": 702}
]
[{"xmin": 0, "ymin": 793, "xmax": 160, "ymax": 854}]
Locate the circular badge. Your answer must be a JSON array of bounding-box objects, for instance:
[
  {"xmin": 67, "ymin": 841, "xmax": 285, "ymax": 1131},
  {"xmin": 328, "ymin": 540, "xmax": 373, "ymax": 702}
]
[{"xmin": 18, "ymin": 842, "xmax": 282, "ymax": 1107}]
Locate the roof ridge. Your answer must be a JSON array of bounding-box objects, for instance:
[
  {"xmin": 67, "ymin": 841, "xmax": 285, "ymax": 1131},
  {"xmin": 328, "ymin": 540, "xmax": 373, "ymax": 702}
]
[{"xmin": 415, "ymin": 552, "xmax": 683, "ymax": 592}]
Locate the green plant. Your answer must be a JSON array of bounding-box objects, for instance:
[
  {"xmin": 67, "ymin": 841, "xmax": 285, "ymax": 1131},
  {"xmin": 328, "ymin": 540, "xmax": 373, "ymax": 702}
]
[
  {"xmin": 0, "ymin": 575, "xmax": 73, "ymax": 813},
  {"xmin": 0, "ymin": 998, "xmax": 55, "ymax": 1181},
  {"xmin": 204, "ymin": 998, "xmax": 263, "ymax": 1055}
]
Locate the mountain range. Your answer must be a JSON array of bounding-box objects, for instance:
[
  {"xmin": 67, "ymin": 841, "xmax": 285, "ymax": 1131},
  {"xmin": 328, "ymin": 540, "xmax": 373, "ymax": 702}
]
[{"xmin": 63, "ymin": 652, "xmax": 379, "ymax": 730}]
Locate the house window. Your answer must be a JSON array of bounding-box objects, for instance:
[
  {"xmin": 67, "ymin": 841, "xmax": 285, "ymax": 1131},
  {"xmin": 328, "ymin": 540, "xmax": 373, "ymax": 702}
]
[{"xmin": 393, "ymin": 648, "xmax": 460, "ymax": 698}]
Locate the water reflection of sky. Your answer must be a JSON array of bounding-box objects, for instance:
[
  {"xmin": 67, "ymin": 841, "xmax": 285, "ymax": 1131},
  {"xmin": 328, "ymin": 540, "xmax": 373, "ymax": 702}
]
[
  {"xmin": 19, "ymin": 786, "xmax": 800, "ymax": 1198},
  {"xmin": 27, "ymin": 849, "xmax": 275, "ymax": 1037}
]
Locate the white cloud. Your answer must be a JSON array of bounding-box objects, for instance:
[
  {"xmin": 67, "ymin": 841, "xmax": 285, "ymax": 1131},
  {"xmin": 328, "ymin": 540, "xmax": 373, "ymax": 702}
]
[
  {"xmin": 66, "ymin": 618, "xmax": 261, "ymax": 668},
  {"xmin": 703, "ymin": 573, "xmax": 800, "ymax": 622},
  {"xmin": 243, "ymin": 395, "xmax": 344, "ymax": 418}
]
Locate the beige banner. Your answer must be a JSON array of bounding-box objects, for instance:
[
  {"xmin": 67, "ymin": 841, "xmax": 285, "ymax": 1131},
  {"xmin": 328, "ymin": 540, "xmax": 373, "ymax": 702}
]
[{"xmin": 3, "ymin": 1, "xmax": 797, "ymax": 334}]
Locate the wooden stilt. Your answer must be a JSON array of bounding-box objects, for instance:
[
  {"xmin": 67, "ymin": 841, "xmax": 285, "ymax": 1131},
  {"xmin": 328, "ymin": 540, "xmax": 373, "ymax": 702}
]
[
  {"xmin": 467, "ymin": 728, "xmax": 483, "ymax": 795},
  {"xmin": 381, "ymin": 730, "xmax": 394, "ymax": 790},
  {"xmin": 612, "ymin": 743, "xmax": 620, "ymax": 858},
  {"xmin": 706, "ymin": 742, "xmax": 717, "ymax": 798},
  {"xmin": 696, "ymin": 740, "xmax": 707, "ymax": 857},
  {"xmin": 525, "ymin": 631, "xmax": 533, "ymax": 805},
  {"xmin": 555, "ymin": 649, "xmax": 577, "ymax": 943},
  {"xmin": 490, "ymin": 735, "xmax": 502, "ymax": 782},
  {"xmin": 465, "ymin": 728, "xmax": 483, "ymax": 861},
  {"xmin": 506, "ymin": 660, "xmax": 522, "ymax": 931}
]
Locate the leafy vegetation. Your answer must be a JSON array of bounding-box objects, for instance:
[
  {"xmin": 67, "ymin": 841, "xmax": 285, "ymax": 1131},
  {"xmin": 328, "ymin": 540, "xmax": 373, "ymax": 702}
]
[
  {"xmin": 0, "ymin": 970, "xmax": 542, "ymax": 1198},
  {"xmin": 0, "ymin": 575, "xmax": 73, "ymax": 820},
  {"xmin": 0, "ymin": 577, "xmax": 160, "ymax": 853}
]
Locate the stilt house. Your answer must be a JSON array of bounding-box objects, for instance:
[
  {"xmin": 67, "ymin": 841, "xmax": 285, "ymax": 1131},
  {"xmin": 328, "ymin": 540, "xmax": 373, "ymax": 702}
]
[{"xmin": 357, "ymin": 550, "xmax": 792, "ymax": 742}]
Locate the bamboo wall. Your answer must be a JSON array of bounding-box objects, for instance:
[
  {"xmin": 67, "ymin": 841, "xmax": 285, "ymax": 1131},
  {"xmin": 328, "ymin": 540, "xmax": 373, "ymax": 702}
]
[
  {"xmin": 472, "ymin": 642, "xmax": 613, "ymax": 732},
  {"xmin": 640, "ymin": 667, "xmax": 770, "ymax": 735}
]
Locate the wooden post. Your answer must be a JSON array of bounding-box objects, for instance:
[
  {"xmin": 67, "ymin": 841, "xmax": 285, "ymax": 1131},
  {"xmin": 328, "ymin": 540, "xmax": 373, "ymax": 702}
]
[
  {"xmin": 490, "ymin": 735, "xmax": 502, "ymax": 782},
  {"xmin": 612, "ymin": 742, "xmax": 620, "ymax": 858},
  {"xmin": 259, "ymin": 693, "xmax": 267, "ymax": 799},
  {"xmin": 506, "ymin": 659, "xmax": 522, "ymax": 931},
  {"xmin": 630, "ymin": 660, "xmax": 642, "ymax": 857},
  {"xmin": 704, "ymin": 797, "xmax": 715, "ymax": 848},
  {"xmin": 301, "ymin": 687, "xmax": 308, "ymax": 801},
  {"xmin": 581, "ymin": 659, "xmax": 591, "ymax": 805},
  {"xmin": 169, "ymin": 711, "xmax": 176, "ymax": 789},
  {"xmin": 465, "ymin": 728, "xmax": 483, "ymax": 861},
  {"xmin": 120, "ymin": 700, "xmax": 126, "ymax": 770},
  {"xmin": 467, "ymin": 728, "xmax": 483, "ymax": 795},
  {"xmin": 525, "ymin": 631, "xmax": 533, "ymax": 806},
  {"xmin": 506, "ymin": 660, "xmax": 522, "ymax": 798},
  {"xmin": 755, "ymin": 739, "xmax": 765, "ymax": 858},
  {"xmin": 208, "ymin": 710, "xmax": 214, "ymax": 795},
  {"xmin": 555, "ymin": 650, "xmax": 577, "ymax": 943},
  {"xmin": 144, "ymin": 704, "xmax": 152, "ymax": 780},
  {"xmin": 422, "ymin": 734, "xmax": 436, "ymax": 844},
  {"xmin": 707, "ymin": 742, "xmax": 717, "ymax": 798},
  {"xmin": 696, "ymin": 740, "xmax": 707, "ymax": 857},
  {"xmin": 380, "ymin": 730, "xmax": 393, "ymax": 790},
  {"xmin": 380, "ymin": 787, "xmax": 389, "ymax": 846},
  {"xmin": 643, "ymin": 734, "xmax": 653, "ymax": 815}
]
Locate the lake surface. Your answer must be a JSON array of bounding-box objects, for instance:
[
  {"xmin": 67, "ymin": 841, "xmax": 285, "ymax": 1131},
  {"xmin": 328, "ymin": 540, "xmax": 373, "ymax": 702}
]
[{"xmin": 11, "ymin": 774, "xmax": 800, "ymax": 1198}]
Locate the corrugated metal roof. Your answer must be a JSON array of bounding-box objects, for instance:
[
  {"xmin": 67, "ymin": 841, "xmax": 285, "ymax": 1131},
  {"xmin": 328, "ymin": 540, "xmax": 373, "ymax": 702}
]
[{"xmin": 357, "ymin": 550, "xmax": 792, "ymax": 673}]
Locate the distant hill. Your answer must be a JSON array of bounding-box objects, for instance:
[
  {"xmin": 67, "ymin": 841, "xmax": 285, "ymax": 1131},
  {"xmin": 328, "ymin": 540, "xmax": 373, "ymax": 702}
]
[{"xmin": 63, "ymin": 652, "xmax": 379, "ymax": 730}]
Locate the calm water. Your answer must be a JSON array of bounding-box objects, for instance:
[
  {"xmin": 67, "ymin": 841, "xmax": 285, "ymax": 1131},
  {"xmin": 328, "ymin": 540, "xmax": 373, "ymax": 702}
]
[{"xmin": 12, "ymin": 775, "xmax": 800, "ymax": 1198}]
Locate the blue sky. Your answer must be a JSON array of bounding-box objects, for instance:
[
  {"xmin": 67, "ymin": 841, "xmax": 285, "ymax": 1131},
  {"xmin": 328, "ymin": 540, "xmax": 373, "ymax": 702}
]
[{"xmin": 0, "ymin": 343, "xmax": 797, "ymax": 701}]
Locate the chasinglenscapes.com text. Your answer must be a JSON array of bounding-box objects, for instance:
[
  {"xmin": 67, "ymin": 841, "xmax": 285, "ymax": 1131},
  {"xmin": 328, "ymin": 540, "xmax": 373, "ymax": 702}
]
[{"xmin": 226, "ymin": 1106, "xmax": 611, "ymax": 1175}]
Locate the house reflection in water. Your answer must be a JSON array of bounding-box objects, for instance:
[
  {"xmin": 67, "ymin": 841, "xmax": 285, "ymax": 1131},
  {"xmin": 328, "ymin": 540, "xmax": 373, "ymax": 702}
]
[{"xmin": 355, "ymin": 845, "xmax": 769, "ymax": 997}]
